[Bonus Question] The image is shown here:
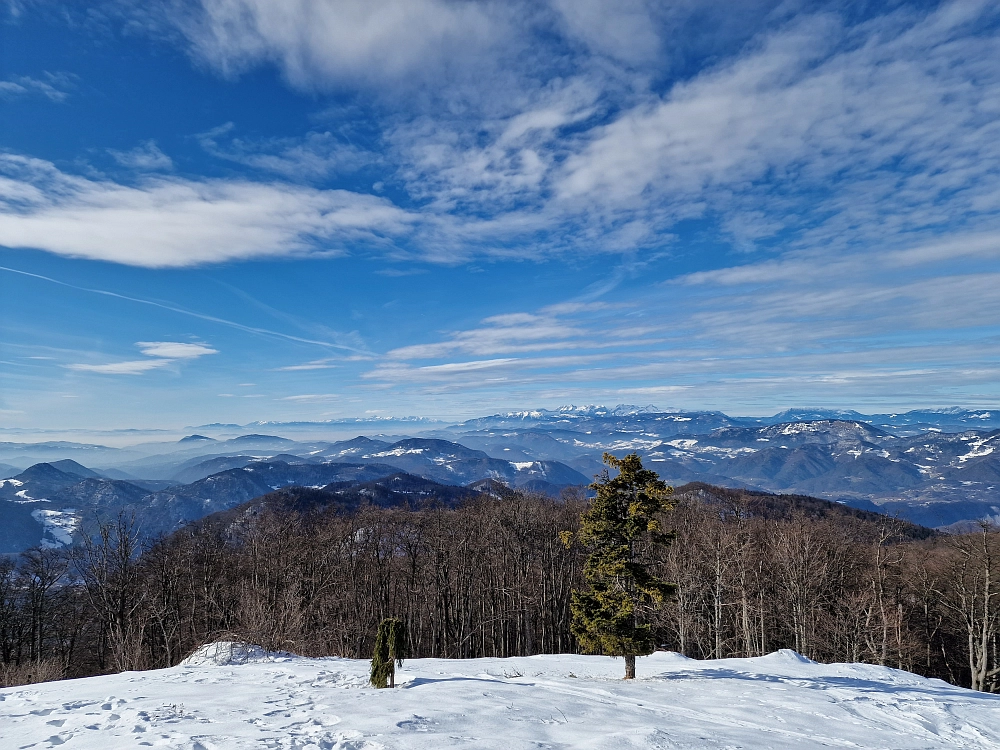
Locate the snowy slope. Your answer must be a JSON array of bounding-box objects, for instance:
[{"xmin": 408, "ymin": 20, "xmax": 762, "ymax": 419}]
[{"xmin": 3, "ymin": 644, "xmax": 1000, "ymax": 749}]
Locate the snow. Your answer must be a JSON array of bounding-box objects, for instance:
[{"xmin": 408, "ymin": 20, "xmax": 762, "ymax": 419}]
[
  {"xmin": 14, "ymin": 490, "xmax": 45, "ymax": 503},
  {"xmin": 370, "ymin": 448, "xmax": 427, "ymax": 457},
  {"xmin": 957, "ymin": 436, "xmax": 996, "ymax": 463},
  {"xmin": 4, "ymin": 647, "xmax": 999, "ymax": 749},
  {"xmin": 30, "ymin": 508, "xmax": 79, "ymax": 548},
  {"xmin": 512, "ymin": 462, "xmax": 535, "ymax": 470},
  {"xmin": 666, "ymin": 439, "xmax": 698, "ymax": 449},
  {"xmin": 0, "ymin": 478, "xmax": 24, "ymax": 487},
  {"xmin": 662, "ymin": 440, "xmax": 756, "ymax": 459},
  {"xmin": 605, "ymin": 439, "xmax": 661, "ymax": 451},
  {"xmin": 180, "ymin": 642, "xmax": 293, "ymax": 666}
]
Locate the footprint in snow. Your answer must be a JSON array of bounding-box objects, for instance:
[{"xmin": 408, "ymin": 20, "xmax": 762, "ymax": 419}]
[{"xmin": 397, "ymin": 715, "xmax": 436, "ymax": 731}]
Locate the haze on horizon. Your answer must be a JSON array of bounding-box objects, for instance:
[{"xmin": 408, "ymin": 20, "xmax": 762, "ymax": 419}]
[{"xmin": 2, "ymin": 0, "xmax": 999, "ymax": 432}]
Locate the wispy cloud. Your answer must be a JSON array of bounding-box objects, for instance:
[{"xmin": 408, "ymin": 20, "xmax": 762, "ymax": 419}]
[
  {"xmin": 279, "ymin": 393, "xmax": 339, "ymax": 403},
  {"xmin": 66, "ymin": 340, "xmax": 217, "ymax": 376},
  {"xmin": 0, "ymin": 72, "xmax": 75, "ymax": 102},
  {"xmin": 166, "ymin": 0, "xmax": 1000, "ymax": 270},
  {"xmin": 552, "ymin": 4, "xmax": 1000, "ymax": 254},
  {"xmin": 135, "ymin": 341, "xmax": 218, "ymax": 358},
  {"xmin": 173, "ymin": 0, "xmax": 512, "ymax": 89},
  {"xmin": 108, "ymin": 140, "xmax": 174, "ymax": 170},
  {"xmin": 7, "ymin": 0, "xmax": 1000, "ymax": 418},
  {"xmin": 274, "ymin": 358, "xmax": 339, "ymax": 371},
  {"xmin": 8, "ymin": 4, "xmax": 1000, "ymax": 270},
  {"xmin": 66, "ymin": 358, "xmax": 175, "ymax": 375},
  {"xmin": 387, "ymin": 312, "xmax": 584, "ymax": 360},
  {"xmin": 197, "ymin": 123, "xmax": 376, "ymax": 180},
  {"xmin": 361, "ymin": 225, "xmax": 1000, "ymax": 410}
]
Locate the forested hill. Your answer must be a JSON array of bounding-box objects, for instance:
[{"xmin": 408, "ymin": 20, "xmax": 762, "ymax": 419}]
[
  {"xmin": 674, "ymin": 482, "xmax": 938, "ymax": 541},
  {"xmin": 191, "ymin": 471, "xmax": 484, "ymax": 532},
  {"xmin": 186, "ymin": 476, "xmax": 937, "ymax": 544}
]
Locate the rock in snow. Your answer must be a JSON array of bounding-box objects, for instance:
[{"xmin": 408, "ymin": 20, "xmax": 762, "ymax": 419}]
[{"xmin": 3, "ymin": 647, "xmax": 1000, "ymax": 749}]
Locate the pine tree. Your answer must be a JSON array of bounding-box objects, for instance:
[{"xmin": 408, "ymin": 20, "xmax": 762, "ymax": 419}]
[
  {"xmin": 569, "ymin": 452, "xmax": 675, "ymax": 679},
  {"xmin": 370, "ymin": 617, "xmax": 408, "ymax": 688}
]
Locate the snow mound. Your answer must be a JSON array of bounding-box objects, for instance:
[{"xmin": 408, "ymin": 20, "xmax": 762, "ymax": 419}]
[
  {"xmin": 180, "ymin": 641, "xmax": 293, "ymax": 666},
  {"xmin": 760, "ymin": 647, "xmax": 818, "ymax": 665}
]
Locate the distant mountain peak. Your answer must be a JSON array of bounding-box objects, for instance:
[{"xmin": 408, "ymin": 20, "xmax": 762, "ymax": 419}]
[
  {"xmin": 47, "ymin": 459, "xmax": 102, "ymax": 478},
  {"xmin": 553, "ymin": 404, "xmax": 663, "ymax": 417},
  {"xmin": 227, "ymin": 434, "xmax": 290, "ymax": 444}
]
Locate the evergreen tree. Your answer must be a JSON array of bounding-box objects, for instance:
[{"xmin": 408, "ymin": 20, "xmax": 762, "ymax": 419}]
[
  {"xmin": 370, "ymin": 617, "xmax": 408, "ymax": 688},
  {"xmin": 569, "ymin": 452, "xmax": 675, "ymax": 679}
]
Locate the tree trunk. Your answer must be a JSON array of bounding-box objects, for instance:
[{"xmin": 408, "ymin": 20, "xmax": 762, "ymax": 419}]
[
  {"xmin": 624, "ymin": 654, "xmax": 636, "ymax": 679},
  {"xmin": 390, "ymin": 665, "xmax": 395, "ymax": 688}
]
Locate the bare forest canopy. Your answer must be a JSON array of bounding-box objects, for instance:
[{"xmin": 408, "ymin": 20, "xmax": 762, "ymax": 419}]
[{"xmin": 1, "ymin": 484, "xmax": 999, "ymax": 693}]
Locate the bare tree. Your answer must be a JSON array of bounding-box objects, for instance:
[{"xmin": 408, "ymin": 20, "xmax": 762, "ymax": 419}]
[
  {"xmin": 932, "ymin": 523, "xmax": 1000, "ymax": 691},
  {"xmin": 74, "ymin": 513, "xmax": 147, "ymax": 671}
]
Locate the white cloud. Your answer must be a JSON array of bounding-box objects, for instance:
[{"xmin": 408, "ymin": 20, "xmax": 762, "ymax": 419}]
[
  {"xmin": 553, "ymin": 4, "xmax": 1000, "ymax": 247},
  {"xmin": 389, "ymin": 78, "xmax": 600, "ymax": 215},
  {"xmin": 9, "ymin": 2, "xmax": 1000, "ymax": 281},
  {"xmin": 108, "ymin": 141, "xmax": 174, "ymax": 170},
  {"xmin": 136, "ymin": 341, "xmax": 219, "ymax": 358},
  {"xmin": 174, "ymin": 0, "xmax": 508, "ymax": 89},
  {"xmin": 0, "ymin": 154, "xmax": 415, "ymax": 267},
  {"xmin": 550, "ymin": 0, "xmax": 662, "ymax": 66},
  {"xmin": 66, "ymin": 340, "xmax": 218, "ymax": 376},
  {"xmin": 10, "ymin": 3, "xmax": 1000, "ymax": 270}
]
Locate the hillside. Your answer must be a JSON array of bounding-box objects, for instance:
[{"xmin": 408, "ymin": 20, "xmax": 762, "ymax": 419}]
[
  {"xmin": 2, "ymin": 644, "xmax": 997, "ymax": 749},
  {"xmin": 674, "ymin": 482, "xmax": 938, "ymax": 541}
]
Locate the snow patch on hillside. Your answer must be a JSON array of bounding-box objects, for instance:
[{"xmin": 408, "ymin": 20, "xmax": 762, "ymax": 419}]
[
  {"xmin": 3, "ymin": 647, "xmax": 1000, "ymax": 749},
  {"xmin": 30, "ymin": 508, "xmax": 78, "ymax": 548}
]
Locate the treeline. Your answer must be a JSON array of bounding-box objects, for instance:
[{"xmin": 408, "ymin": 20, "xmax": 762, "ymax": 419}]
[{"xmin": 1, "ymin": 485, "xmax": 999, "ymax": 692}]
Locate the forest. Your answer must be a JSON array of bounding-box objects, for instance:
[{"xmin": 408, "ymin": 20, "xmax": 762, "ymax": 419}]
[{"xmin": 1, "ymin": 480, "xmax": 998, "ymax": 693}]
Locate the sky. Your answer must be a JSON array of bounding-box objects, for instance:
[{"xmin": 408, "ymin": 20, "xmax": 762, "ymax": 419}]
[{"xmin": 2, "ymin": 0, "xmax": 1000, "ymax": 433}]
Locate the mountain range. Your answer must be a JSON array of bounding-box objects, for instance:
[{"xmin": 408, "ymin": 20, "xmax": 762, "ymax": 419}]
[{"xmin": 2, "ymin": 406, "xmax": 1000, "ymax": 554}]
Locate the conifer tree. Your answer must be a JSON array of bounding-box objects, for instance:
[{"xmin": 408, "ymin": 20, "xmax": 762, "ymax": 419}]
[
  {"xmin": 370, "ymin": 617, "xmax": 408, "ymax": 688},
  {"xmin": 569, "ymin": 452, "xmax": 675, "ymax": 679}
]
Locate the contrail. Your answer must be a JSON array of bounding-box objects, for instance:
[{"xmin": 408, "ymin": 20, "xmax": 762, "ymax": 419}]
[{"xmin": 0, "ymin": 264, "xmax": 369, "ymax": 354}]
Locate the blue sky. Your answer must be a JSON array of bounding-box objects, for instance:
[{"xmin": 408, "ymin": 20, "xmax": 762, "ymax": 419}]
[{"xmin": 2, "ymin": 0, "xmax": 1000, "ymax": 433}]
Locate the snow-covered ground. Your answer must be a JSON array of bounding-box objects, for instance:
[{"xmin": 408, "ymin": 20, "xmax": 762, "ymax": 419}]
[{"xmin": 3, "ymin": 644, "xmax": 1000, "ymax": 749}]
